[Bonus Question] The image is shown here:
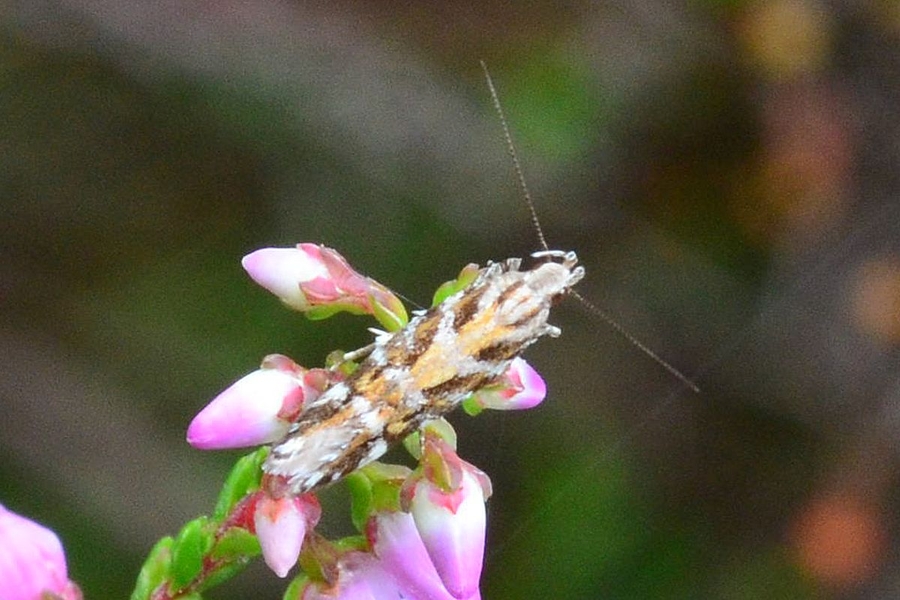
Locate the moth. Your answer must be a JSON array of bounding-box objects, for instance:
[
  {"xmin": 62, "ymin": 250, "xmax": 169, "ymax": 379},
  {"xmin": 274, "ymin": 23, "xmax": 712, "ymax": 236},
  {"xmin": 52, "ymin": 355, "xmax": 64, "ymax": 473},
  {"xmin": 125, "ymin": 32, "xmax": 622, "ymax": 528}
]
[
  {"xmin": 263, "ymin": 65, "xmax": 693, "ymax": 495},
  {"xmin": 264, "ymin": 250, "xmax": 584, "ymax": 494}
]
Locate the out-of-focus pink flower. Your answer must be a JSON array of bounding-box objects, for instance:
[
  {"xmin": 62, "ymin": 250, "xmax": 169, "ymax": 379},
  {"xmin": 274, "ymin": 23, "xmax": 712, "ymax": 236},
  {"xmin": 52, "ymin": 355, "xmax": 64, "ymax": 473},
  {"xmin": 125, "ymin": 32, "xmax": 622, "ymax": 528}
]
[
  {"xmin": 468, "ymin": 357, "xmax": 546, "ymax": 411},
  {"xmin": 242, "ymin": 244, "xmax": 407, "ymax": 330},
  {"xmin": 187, "ymin": 355, "xmax": 327, "ymax": 450},
  {"xmin": 254, "ymin": 492, "xmax": 321, "ymax": 578},
  {"xmin": 0, "ymin": 504, "xmax": 81, "ymax": 600},
  {"xmin": 401, "ymin": 436, "xmax": 490, "ymax": 599}
]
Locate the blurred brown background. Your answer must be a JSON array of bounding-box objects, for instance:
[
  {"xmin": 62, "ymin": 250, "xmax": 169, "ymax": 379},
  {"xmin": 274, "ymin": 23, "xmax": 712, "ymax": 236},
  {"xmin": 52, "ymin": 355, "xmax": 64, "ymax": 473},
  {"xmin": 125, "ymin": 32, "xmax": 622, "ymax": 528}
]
[{"xmin": 2, "ymin": 1, "xmax": 900, "ymax": 598}]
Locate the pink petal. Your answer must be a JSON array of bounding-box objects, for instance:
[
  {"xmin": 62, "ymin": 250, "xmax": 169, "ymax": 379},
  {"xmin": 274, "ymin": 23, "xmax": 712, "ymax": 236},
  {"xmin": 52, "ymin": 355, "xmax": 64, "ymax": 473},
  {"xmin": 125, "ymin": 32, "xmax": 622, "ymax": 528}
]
[
  {"xmin": 187, "ymin": 368, "xmax": 303, "ymax": 449},
  {"xmin": 475, "ymin": 358, "xmax": 547, "ymax": 411},
  {"xmin": 242, "ymin": 246, "xmax": 329, "ymax": 310},
  {"xmin": 300, "ymin": 552, "xmax": 403, "ymax": 600},
  {"xmin": 254, "ymin": 494, "xmax": 319, "ymax": 578},
  {"xmin": 409, "ymin": 470, "xmax": 486, "ymax": 599},
  {"xmin": 370, "ymin": 512, "xmax": 457, "ymax": 600},
  {"xmin": 0, "ymin": 505, "xmax": 80, "ymax": 600}
]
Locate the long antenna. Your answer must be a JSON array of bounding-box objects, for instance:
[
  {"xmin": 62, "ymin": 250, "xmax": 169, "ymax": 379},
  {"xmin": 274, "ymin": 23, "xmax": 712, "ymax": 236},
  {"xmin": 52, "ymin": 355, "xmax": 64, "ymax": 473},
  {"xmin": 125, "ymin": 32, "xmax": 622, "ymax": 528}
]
[
  {"xmin": 480, "ymin": 61, "xmax": 699, "ymax": 393},
  {"xmin": 572, "ymin": 290, "xmax": 700, "ymax": 392},
  {"xmin": 480, "ymin": 60, "xmax": 549, "ymax": 252}
]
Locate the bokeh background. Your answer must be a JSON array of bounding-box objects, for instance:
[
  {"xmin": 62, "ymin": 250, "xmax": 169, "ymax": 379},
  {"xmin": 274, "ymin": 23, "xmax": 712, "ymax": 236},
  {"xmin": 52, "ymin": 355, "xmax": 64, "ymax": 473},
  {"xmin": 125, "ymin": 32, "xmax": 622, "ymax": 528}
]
[{"xmin": 3, "ymin": 1, "xmax": 900, "ymax": 598}]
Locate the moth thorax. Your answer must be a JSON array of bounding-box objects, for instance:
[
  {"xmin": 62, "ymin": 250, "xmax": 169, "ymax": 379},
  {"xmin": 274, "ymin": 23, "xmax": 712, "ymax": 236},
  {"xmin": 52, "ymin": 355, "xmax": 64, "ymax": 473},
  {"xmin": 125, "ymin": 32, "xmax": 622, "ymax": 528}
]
[{"xmin": 525, "ymin": 260, "xmax": 581, "ymax": 298}]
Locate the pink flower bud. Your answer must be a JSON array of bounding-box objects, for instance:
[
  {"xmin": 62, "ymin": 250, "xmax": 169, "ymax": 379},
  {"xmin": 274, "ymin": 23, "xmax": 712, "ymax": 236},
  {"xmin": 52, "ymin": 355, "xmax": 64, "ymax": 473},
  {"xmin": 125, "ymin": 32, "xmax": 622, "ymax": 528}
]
[
  {"xmin": 0, "ymin": 504, "xmax": 82, "ymax": 600},
  {"xmin": 368, "ymin": 511, "xmax": 458, "ymax": 600},
  {"xmin": 242, "ymin": 244, "xmax": 407, "ymax": 330},
  {"xmin": 470, "ymin": 358, "xmax": 546, "ymax": 411},
  {"xmin": 187, "ymin": 356, "xmax": 322, "ymax": 450},
  {"xmin": 402, "ymin": 436, "xmax": 489, "ymax": 599},
  {"xmin": 241, "ymin": 245, "xmax": 330, "ymax": 312},
  {"xmin": 254, "ymin": 492, "xmax": 321, "ymax": 578}
]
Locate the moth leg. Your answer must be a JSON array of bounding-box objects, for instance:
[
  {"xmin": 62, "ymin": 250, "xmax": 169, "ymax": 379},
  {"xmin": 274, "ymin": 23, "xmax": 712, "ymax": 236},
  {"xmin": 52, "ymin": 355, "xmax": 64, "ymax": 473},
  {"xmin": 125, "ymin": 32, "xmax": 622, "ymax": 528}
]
[{"xmin": 338, "ymin": 343, "xmax": 377, "ymax": 364}]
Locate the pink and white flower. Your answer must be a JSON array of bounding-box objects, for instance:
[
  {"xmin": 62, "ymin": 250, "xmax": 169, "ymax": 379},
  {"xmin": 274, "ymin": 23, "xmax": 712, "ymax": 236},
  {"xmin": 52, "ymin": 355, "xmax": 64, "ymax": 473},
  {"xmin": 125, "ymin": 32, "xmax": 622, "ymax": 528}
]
[
  {"xmin": 368, "ymin": 511, "xmax": 460, "ymax": 600},
  {"xmin": 187, "ymin": 355, "xmax": 327, "ymax": 450},
  {"xmin": 296, "ymin": 435, "xmax": 488, "ymax": 600},
  {"xmin": 400, "ymin": 435, "xmax": 490, "ymax": 599},
  {"xmin": 253, "ymin": 492, "xmax": 321, "ymax": 578},
  {"xmin": 0, "ymin": 504, "xmax": 81, "ymax": 600},
  {"xmin": 467, "ymin": 357, "xmax": 546, "ymax": 412},
  {"xmin": 242, "ymin": 244, "xmax": 407, "ymax": 330}
]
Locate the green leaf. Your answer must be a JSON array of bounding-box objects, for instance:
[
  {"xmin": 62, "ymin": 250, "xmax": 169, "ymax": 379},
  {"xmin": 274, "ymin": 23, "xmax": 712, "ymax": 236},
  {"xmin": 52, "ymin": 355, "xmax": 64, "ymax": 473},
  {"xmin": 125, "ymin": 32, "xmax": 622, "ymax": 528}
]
[
  {"xmin": 402, "ymin": 431, "xmax": 422, "ymax": 459},
  {"xmin": 130, "ymin": 536, "xmax": 173, "ymax": 600},
  {"xmin": 304, "ymin": 302, "xmax": 367, "ymax": 321},
  {"xmin": 211, "ymin": 527, "xmax": 260, "ymax": 561},
  {"xmin": 371, "ymin": 293, "xmax": 408, "ymax": 332},
  {"xmin": 432, "ymin": 264, "xmax": 479, "ymax": 307},
  {"xmin": 461, "ymin": 394, "xmax": 484, "ymax": 416},
  {"xmin": 304, "ymin": 304, "xmax": 344, "ymax": 320},
  {"xmin": 345, "ymin": 472, "xmax": 374, "ymax": 533},
  {"xmin": 369, "ymin": 478, "xmax": 402, "ymax": 515},
  {"xmin": 197, "ymin": 558, "xmax": 252, "ymax": 592},
  {"xmin": 170, "ymin": 517, "xmax": 213, "ymax": 590},
  {"xmin": 421, "ymin": 419, "xmax": 457, "ymax": 448},
  {"xmin": 283, "ymin": 574, "xmax": 310, "ymax": 600},
  {"xmin": 213, "ymin": 448, "xmax": 267, "ymax": 520}
]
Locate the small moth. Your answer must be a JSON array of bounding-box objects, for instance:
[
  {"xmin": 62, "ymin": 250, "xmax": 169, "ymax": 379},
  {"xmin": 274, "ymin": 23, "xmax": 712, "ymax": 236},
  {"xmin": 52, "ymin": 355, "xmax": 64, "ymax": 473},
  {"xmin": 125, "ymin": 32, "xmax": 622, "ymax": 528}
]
[
  {"xmin": 265, "ymin": 250, "xmax": 584, "ymax": 494},
  {"xmin": 264, "ymin": 64, "xmax": 694, "ymax": 495}
]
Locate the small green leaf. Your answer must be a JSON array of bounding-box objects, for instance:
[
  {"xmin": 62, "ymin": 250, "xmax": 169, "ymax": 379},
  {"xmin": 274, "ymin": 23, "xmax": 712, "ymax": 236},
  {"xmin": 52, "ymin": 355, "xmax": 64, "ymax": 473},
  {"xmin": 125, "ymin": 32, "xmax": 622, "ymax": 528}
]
[
  {"xmin": 371, "ymin": 293, "xmax": 408, "ymax": 332},
  {"xmin": 421, "ymin": 420, "xmax": 457, "ymax": 448},
  {"xmin": 213, "ymin": 448, "xmax": 267, "ymax": 520},
  {"xmin": 283, "ymin": 574, "xmax": 311, "ymax": 600},
  {"xmin": 461, "ymin": 394, "xmax": 484, "ymax": 416},
  {"xmin": 304, "ymin": 304, "xmax": 344, "ymax": 321},
  {"xmin": 170, "ymin": 517, "xmax": 212, "ymax": 590},
  {"xmin": 432, "ymin": 264, "xmax": 479, "ymax": 307},
  {"xmin": 370, "ymin": 478, "xmax": 402, "ymax": 514},
  {"xmin": 402, "ymin": 431, "xmax": 421, "ymax": 459},
  {"xmin": 347, "ymin": 464, "xmax": 407, "ymax": 528},
  {"xmin": 211, "ymin": 527, "xmax": 260, "ymax": 561},
  {"xmin": 197, "ymin": 558, "xmax": 252, "ymax": 592},
  {"xmin": 130, "ymin": 536, "xmax": 173, "ymax": 600},
  {"xmin": 304, "ymin": 302, "xmax": 367, "ymax": 321},
  {"xmin": 345, "ymin": 472, "xmax": 374, "ymax": 533}
]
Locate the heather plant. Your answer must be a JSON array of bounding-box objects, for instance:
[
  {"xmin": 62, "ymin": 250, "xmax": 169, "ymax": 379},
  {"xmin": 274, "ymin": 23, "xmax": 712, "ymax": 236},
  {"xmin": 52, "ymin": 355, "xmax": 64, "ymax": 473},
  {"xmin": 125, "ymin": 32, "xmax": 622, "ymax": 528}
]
[{"xmin": 126, "ymin": 243, "xmax": 548, "ymax": 599}]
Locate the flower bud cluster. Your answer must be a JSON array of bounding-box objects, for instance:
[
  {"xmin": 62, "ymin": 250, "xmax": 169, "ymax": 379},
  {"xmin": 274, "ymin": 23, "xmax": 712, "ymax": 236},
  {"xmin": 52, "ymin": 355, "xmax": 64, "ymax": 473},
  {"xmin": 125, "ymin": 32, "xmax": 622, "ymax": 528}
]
[
  {"xmin": 172, "ymin": 244, "xmax": 552, "ymax": 597},
  {"xmin": 294, "ymin": 432, "xmax": 489, "ymax": 599}
]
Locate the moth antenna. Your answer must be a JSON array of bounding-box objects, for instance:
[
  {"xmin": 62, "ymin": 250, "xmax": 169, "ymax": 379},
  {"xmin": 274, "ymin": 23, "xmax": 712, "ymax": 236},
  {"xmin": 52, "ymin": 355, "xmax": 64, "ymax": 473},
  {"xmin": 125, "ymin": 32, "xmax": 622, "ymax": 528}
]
[
  {"xmin": 480, "ymin": 60, "xmax": 550, "ymax": 252},
  {"xmin": 571, "ymin": 290, "xmax": 700, "ymax": 393},
  {"xmin": 481, "ymin": 61, "xmax": 697, "ymax": 393}
]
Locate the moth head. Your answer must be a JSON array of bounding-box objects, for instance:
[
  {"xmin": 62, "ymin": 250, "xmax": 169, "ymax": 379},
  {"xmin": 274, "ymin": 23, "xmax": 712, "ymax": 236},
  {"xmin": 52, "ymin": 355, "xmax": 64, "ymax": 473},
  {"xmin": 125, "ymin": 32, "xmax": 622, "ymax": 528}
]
[{"xmin": 527, "ymin": 249, "xmax": 584, "ymax": 298}]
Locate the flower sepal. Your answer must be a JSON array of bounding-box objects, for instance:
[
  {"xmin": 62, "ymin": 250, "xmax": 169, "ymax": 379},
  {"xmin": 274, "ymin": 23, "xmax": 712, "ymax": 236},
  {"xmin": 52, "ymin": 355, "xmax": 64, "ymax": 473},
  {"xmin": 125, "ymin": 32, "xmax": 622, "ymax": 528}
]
[
  {"xmin": 402, "ymin": 419, "xmax": 458, "ymax": 460},
  {"xmin": 292, "ymin": 531, "xmax": 367, "ymax": 591},
  {"xmin": 345, "ymin": 463, "xmax": 412, "ymax": 533},
  {"xmin": 431, "ymin": 264, "xmax": 480, "ymax": 307}
]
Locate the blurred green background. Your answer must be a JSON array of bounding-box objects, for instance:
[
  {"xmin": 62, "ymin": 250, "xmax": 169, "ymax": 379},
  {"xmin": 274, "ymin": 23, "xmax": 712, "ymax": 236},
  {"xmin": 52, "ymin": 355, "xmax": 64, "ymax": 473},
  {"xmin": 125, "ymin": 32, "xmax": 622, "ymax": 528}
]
[{"xmin": 3, "ymin": 1, "xmax": 900, "ymax": 598}]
